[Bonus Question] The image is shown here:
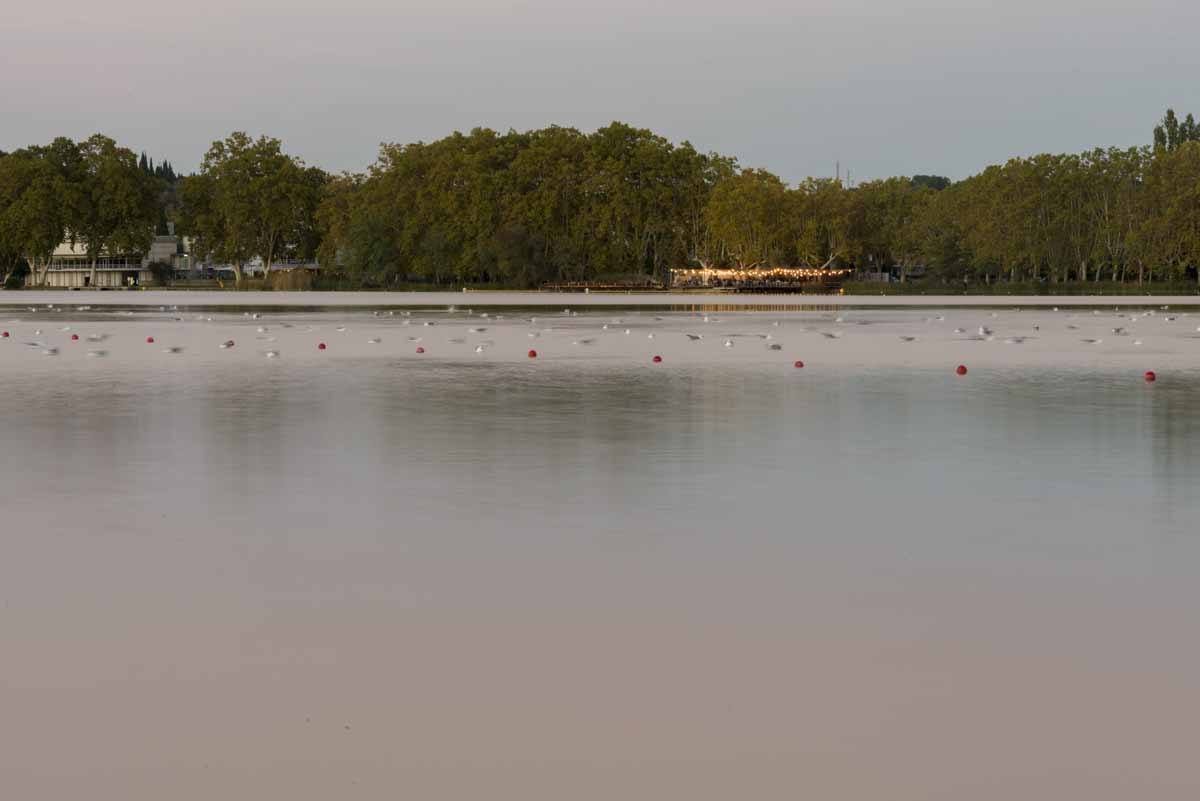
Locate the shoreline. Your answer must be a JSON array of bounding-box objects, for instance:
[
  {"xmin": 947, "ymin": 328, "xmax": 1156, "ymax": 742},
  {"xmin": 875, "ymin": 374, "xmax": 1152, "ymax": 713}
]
[{"xmin": 5, "ymin": 290, "xmax": 1200, "ymax": 308}]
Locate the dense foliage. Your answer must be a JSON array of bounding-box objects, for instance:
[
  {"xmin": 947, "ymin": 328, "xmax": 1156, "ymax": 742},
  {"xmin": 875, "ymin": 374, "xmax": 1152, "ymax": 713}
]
[
  {"xmin": 178, "ymin": 133, "xmax": 325, "ymax": 283},
  {"xmin": 5, "ymin": 108, "xmax": 1200, "ymax": 289},
  {"xmin": 0, "ymin": 135, "xmax": 162, "ymax": 286},
  {"xmin": 318, "ymin": 110, "xmax": 1200, "ymax": 287},
  {"xmin": 316, "ymin": 124, "xmax": 734, "ymax": 286},
  {"xmin": 316, "ymin": 123, "xmax": 945, "ymax": 285}
]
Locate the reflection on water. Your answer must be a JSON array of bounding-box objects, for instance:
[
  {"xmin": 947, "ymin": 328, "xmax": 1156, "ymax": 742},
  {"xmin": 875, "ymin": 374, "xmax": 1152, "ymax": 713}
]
[{"xmin": 3, "ymin": 359, "xmax": 1200, "ymax": 800}]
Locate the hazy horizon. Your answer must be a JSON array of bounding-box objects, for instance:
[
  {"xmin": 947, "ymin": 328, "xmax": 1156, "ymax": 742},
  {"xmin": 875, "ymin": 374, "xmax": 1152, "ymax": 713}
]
[{"xmin": 2, "ymin": 0, "xmax": 1198, "ymax": 182}]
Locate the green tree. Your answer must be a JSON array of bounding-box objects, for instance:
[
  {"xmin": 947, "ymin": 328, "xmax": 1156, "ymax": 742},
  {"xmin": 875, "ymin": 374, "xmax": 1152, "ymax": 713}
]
[
  {"xmin": 73, "ymin": 134, "xmax": 159, "ymax": 285},
  {"xmin": 911, "ymin": 175, "xmax": 951, "ymax": 191},
  {"xmin": 1153, "ymin": 109, "xmax": 1200, "ymax": 152},
  {"xmin": 704, "ymin": 168, "xmax": 791, "ymax": 268},
  {"xmin": 504, "ymin": 126, "xmax": 592, "ymax": 282},
  {"xmin": 0, "ymin": 143, "xmax": 77, "ymax": 286},
  {"xmin": 1140, "ymin": 141, "xmax": 1200, "ymax": 282},
  {"xmin": 792, "ymin": 178, "xmax": 855, "ymax": 268},
  {"xmin": 854, "ymin": 178, "xmax": 934, "ymax": 281},
  {"xmin": 180, "ymin": 132, "xmax": 324, "ymax": 284}
]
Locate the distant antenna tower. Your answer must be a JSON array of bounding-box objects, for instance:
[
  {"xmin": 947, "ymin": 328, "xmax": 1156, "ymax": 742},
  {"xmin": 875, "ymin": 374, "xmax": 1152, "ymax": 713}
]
[{"xmin": 836, "ymin": 161, "xmax": 840, "ymax": 182}]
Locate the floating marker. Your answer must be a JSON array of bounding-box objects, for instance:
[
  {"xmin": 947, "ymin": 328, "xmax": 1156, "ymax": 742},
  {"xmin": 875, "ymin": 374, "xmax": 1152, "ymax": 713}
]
[
  {"xmin": 71, "ymin": 334, "xmax": 79, "ymax": 341},
  {"xmin": 146, "ymin": 336, "xmax": 155, "ymax": 343},
  {"xmin": 956, "ymin": 365, "xmax": 968, "ymax": 376},
  {"xmin": 1144, "ymin": 370, "xmax": 1157, "ymax": 382},
  {"xmin": 527, "ymin": 349, "xmax": 537, "ymax": 358},
  {"xmin": 416, "ymin": 346, "xmax": 425, "ymax": 354},
  {"xmin": 652, "ymin": 355, "xmax": 663, "ymax": 363},
  {"xmin": 794, "ymin": 360, "xmax": 804, "ymax": 368},
  {"xmin": 318, "ymin": 342, "xmax": 327, "ymax": 350}
]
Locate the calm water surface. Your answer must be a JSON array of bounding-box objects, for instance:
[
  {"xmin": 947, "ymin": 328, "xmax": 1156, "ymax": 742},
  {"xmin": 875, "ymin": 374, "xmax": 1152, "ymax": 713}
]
[{"xmin": 3, "ymin": 338, "xmax": 1199, "ymax": 799}]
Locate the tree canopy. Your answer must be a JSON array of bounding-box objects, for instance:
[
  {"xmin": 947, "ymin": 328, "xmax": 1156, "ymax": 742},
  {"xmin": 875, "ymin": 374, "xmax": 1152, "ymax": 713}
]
[
  {"xmin": 73, "ymin": 135, "xmax": 159, "ymax": 283},
  {"xmin": 7, "ymin": 109, "xmax": 1200, "ymax": 291},
  {"xmin": 1153, "ymin": 109, "xmax": 1200, "ymax": 152},
  {"xmin": 311, "ymin": 112, "xmax": 1200, "ymax": 288},
  {"xmin": 178, "ymin": 132, "xmax": 325, "ymax": 283}
]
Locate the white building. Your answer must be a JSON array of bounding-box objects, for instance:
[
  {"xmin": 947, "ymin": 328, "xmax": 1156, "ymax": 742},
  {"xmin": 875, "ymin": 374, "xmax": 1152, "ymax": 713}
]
[{"xmin": 26, "ymin": 235, "xmax": 190, "ymax": 288}]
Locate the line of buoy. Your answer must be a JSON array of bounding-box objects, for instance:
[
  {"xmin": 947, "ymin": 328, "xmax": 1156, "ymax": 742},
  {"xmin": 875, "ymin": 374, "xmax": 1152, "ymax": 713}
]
[{"xmin": 4, "ymin": 321, "xmax": 1168, "ymax": 389}]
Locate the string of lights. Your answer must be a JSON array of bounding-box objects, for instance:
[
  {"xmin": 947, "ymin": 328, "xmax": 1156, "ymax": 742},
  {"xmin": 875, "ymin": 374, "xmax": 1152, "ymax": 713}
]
[{"xmin": 670, "ymin": 267, "xmax": 853, "ymax": 281}]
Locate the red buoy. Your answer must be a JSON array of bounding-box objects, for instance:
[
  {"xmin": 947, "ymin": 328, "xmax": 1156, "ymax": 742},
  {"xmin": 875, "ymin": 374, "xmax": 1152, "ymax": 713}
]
[
  {"xmin": 527, "ymin": 349, "xmax": 537, "ymax": 358},
  {"xmin": 1, "ymin": 331, "xmax": 8, "ymax": 338},
  {"xmin": 652, "ymin": 355, "xmax": 663, "ymax": 363},
  {"xmin": 794, "ymin": 360, "xmax": 804, "ymax": 368},
  {"xmin": 1144, "ymin": 370, "xmax": 1157, "ymax": 382},
  {"xmin": 146, "ymin": 336, "xmax": 155, "ymax": 344},
  {"xmin": 71, "ymin": 334, "xmax": 79, "ymax": 341},
  {"xmin": 318, "ymin": 342, "xmax": 327, "ymax": 350},
  {"xmin": 956, "ymin": 365, "xmax": 968, "ymax": 376},
  {"xmin": 416, "ymin": 346, "xmax": 425, "ymax": 354}
]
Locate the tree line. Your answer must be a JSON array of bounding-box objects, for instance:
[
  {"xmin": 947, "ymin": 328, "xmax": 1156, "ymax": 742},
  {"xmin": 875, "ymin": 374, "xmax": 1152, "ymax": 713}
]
[{"xmin": 3, "ymin": 109, "xmax": 1200, "ymax": 289}]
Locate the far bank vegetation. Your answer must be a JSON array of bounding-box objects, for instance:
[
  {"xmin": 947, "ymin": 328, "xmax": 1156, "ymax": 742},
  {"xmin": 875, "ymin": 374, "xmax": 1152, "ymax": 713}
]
[{"xmin": 3, "ymin": 110, "xmax": 1200, "ymax": 290}]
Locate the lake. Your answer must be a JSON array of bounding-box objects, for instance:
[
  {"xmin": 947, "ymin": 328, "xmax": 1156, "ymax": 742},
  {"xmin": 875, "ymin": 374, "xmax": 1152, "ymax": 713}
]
[{"xmin": 2, "ymin": 298, "xmax": 1199, "ymax": 800}]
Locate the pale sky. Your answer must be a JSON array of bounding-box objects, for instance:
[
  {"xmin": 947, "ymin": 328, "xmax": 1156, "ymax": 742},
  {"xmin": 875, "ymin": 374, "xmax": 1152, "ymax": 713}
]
[{"xmin": 2, "ymin": 0, "xmax": 1198, "ymax": 182}]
